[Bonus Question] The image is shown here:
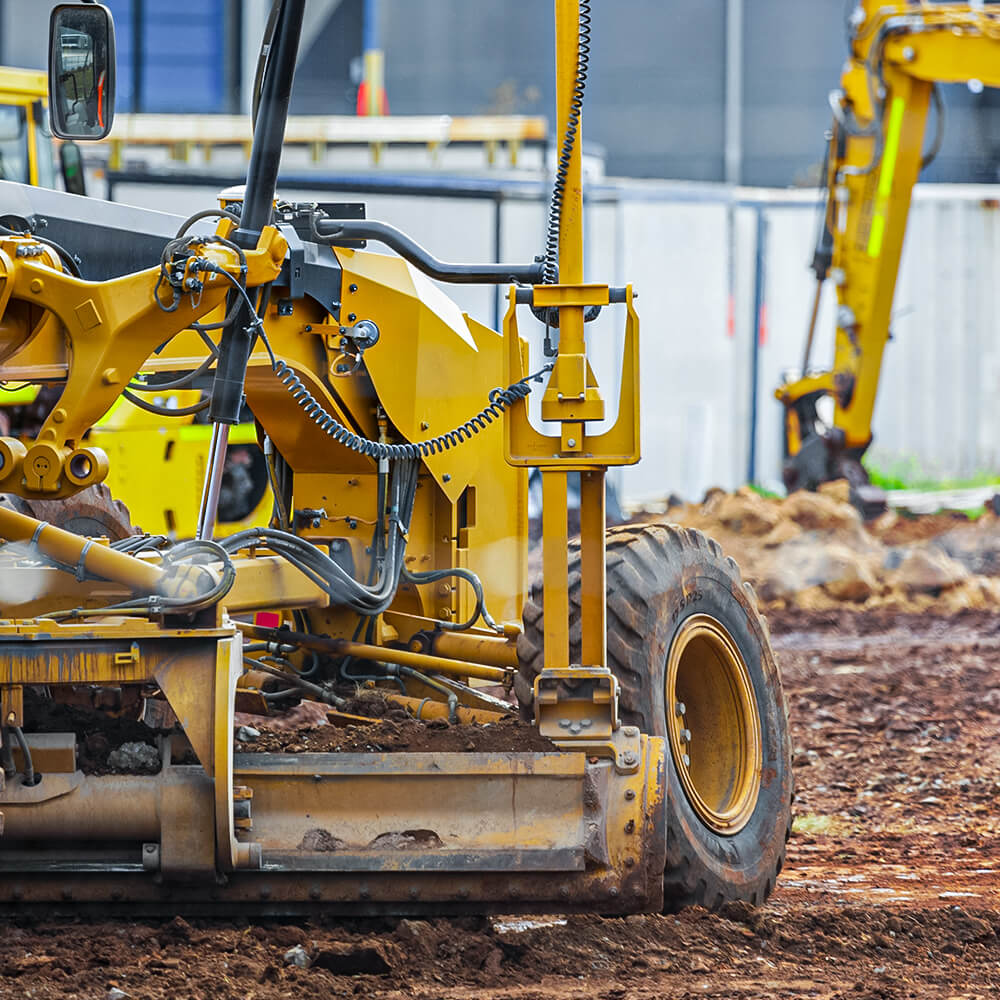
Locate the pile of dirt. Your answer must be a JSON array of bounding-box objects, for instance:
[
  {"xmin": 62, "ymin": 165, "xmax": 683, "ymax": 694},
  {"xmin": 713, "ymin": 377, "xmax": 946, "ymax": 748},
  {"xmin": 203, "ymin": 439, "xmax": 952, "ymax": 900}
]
[
  {"xmin": 234, "ymin": 694, "xmax": 553, "ymax": 755},
  {"xmin": 635, "ymin": 480, "xmax": 1000, "ymax": 612},
  {"xmin": 236, "ymin": 711, "xmax": 556, "ymax": 755}
]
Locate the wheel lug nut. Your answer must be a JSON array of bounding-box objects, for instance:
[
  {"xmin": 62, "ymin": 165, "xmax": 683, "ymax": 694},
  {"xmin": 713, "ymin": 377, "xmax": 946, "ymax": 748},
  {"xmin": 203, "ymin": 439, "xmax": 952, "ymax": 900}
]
[
  {"xmin": 675, "ymin": 702, "xmax": 686, "ymax": 716},
  {"xmin": 680, "ymin": 728, "xmax": 691, "ymax": 743},
  {"xmin": 682, "ymin": 754, "xmax": 691, "ymax": 767}
]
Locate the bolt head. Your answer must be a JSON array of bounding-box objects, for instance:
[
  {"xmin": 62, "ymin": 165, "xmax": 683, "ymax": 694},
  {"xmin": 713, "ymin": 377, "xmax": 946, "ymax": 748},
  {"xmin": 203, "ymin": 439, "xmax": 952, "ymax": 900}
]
[{"xmin": 675, "ymin": 702, "xmax": 686, "ymax": 716}]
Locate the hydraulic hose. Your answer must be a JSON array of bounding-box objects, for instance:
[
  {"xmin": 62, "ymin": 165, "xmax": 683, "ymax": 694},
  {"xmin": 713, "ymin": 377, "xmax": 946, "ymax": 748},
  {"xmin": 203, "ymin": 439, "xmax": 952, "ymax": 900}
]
[
  {"xmin": 312, "ymin": 218, "xmax": 544, "ymax": 285},
  {"xmin": 11, "ymin": 725, "xmax": 37, "ymax": 786}
]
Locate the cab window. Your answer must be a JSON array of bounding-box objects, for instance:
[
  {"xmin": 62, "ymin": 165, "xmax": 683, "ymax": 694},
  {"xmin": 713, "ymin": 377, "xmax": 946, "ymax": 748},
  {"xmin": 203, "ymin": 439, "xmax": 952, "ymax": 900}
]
[{"xmin": 0, "ymin": 105, "xmax": 29, "ymax": 183}]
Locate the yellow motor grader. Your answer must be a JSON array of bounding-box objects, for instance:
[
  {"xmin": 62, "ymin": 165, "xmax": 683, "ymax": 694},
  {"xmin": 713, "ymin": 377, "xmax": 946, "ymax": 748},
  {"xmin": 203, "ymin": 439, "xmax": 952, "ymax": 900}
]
[{"xmin": 0, "ymin": 0, "xmax": 791, "ymax": 914}]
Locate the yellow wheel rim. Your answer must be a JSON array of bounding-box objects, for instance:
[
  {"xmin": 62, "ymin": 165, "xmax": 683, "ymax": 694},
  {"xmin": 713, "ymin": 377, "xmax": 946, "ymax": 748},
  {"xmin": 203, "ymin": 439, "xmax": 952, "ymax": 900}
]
[{"xmin": 665, "ymin": 614, "xmax": 762, "ymax": 835}]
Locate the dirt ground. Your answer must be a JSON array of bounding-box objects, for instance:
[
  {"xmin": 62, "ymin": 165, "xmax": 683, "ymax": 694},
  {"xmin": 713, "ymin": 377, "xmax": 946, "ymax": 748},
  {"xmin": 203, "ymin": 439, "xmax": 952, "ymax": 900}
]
[{"xmin": 3, "ymin": 606, "xmax": 999, "ymax": 998}]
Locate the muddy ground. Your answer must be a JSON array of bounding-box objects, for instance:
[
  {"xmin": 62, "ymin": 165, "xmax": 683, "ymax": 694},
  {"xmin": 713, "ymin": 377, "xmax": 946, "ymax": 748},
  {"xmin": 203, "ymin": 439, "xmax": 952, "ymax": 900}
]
[{"xmin": 2, "ymin": 607, "xmax": 999, "ymax": 998}]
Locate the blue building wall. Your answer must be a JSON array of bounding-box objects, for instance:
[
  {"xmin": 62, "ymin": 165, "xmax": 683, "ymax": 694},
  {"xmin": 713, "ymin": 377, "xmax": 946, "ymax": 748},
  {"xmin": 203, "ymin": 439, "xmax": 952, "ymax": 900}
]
[{"xmin": 104, "ymin": 0, "xmax": 229, "ymax": 113}]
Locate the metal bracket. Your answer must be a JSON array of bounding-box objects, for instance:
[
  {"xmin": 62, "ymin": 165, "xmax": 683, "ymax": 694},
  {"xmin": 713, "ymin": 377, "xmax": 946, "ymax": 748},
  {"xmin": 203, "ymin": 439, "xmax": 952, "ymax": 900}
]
[{"xmin": 503, "ymin": 284, "xmax": 640, "ymax": 468}]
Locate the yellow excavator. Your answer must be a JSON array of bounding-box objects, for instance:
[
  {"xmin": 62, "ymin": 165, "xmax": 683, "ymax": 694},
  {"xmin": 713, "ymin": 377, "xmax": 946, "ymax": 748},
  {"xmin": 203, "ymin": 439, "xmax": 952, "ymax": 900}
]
[
  {"xmin": 776, "ymin": 0, "xmax": 1000, "ymax": 513},
  {"xmin": 0, "ymin": 0, "xmax": 790, "ymax": 914}
]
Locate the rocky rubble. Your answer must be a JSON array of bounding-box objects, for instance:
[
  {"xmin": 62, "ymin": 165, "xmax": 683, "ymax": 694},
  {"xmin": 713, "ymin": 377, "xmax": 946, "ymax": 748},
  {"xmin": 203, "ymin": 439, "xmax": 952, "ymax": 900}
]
[{"xmin": 637, "ymin": 481, "xmax": 1000, "ymax": 612}]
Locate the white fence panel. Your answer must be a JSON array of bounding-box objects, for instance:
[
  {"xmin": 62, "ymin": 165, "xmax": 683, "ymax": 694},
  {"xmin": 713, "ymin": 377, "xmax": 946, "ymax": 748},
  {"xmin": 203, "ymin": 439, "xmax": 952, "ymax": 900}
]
[{"xmin": 105, "ymin": 176, "xmax": 1000, "ymax": 500}]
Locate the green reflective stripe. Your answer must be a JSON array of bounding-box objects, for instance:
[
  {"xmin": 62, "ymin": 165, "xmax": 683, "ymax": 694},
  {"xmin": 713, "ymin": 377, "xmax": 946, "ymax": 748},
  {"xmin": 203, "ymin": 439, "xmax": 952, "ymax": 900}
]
[
  {"xmin": 867, "ymin": 96, "xmax": 906, "ymax": 258},
  {"xmin": 0, "ymin": 384, "xmax": 39, "ymax": 404}
]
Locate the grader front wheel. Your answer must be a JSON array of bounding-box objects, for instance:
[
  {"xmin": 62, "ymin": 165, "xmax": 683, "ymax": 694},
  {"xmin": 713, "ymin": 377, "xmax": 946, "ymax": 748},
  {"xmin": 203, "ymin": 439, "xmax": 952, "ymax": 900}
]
[{"xmin": 517, "ymin": 523, "xmax": 793, "ymax": 910}]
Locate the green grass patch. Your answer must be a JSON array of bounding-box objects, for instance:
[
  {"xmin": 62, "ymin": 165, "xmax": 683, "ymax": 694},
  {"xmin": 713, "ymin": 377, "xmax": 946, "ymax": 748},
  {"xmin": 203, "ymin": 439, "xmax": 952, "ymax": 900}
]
[
  {"xmin": 792, "ymin": 813, "xmax": 851, "ymax": 837},
  {"xmin": 748, "ymin": 483, "xmax": 782, "ymax": 500},
  {"xmin": 863, "ymin": 454, "xmax": 1000, "ymax": 493}
]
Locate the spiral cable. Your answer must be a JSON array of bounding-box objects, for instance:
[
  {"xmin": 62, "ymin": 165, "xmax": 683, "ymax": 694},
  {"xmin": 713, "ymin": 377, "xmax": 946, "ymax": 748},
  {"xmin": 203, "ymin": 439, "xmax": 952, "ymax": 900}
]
[
  {"xmin": 272, "ymin": 359, "xmax": 552, "ymax": 462},
  {"xmin": 542, "ymin": 0, "xmax": 591, "ymax": 285}
]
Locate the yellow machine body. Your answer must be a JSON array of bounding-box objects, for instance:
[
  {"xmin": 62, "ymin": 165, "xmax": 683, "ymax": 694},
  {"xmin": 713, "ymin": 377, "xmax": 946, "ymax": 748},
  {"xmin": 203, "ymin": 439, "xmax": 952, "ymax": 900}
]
[
  {"xmin": 0, "ymin": 1, "xmax": 680, "ymax": 914},
  {"xmin": 775, "ymin": 2, "xmax": 1000, "ymax": 493},
  {"xmin": 0, "ymin": 68, "xmax": 56, "ymax": 189}
]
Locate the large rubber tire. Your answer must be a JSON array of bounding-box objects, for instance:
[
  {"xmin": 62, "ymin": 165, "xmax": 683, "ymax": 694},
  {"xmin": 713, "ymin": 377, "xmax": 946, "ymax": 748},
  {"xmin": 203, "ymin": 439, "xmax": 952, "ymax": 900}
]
[
  {"xmin": 516, "ymin": 522, "xmax": 792, "ymax": 911},
  {"xmin": 0, "ymin": 484, "xmax": 138, "ymax": 540}
]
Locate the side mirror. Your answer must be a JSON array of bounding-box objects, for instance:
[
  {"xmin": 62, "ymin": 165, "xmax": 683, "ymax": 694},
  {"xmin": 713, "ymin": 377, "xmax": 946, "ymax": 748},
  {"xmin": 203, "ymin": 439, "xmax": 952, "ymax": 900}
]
[
  {"xmin": 48, "ymin": 3, "xmax": 116, "ymax": 140},
  {"xmin": 59, "ymin": 141, "xmax": 88, "ymax": 196}
]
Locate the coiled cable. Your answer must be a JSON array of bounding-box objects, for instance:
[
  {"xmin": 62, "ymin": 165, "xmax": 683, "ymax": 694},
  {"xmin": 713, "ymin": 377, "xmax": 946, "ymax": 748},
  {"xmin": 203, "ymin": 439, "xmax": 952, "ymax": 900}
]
[{"xmin": 272, "ymin": 358, "xmax": 552, "ymax": 462}]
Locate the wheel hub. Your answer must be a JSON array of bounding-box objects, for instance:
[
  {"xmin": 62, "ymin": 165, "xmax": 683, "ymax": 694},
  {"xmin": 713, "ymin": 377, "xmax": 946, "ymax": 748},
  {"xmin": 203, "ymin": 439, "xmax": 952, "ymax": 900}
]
[{"xmin": 665, "ymin": 614, "xmax": 762, "ymax": 835}]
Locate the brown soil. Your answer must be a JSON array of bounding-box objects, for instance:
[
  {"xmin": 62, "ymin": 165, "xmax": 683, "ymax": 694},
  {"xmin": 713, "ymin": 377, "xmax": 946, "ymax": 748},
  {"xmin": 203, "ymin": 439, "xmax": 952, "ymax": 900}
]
[
  {"xmin": 631, "ymin": 482, "xmax": 1000, "ymax": 614},
  {"xmin": 4, "ymin": 607, "xmax": 1000, "ymax": 998},
  {"xmin": 239, "ymin": 713, "xmax": 557, "ymax": 755},
  {"xmin": 868, "ymin": 510, "xmax": 975, "ymax": 546}
]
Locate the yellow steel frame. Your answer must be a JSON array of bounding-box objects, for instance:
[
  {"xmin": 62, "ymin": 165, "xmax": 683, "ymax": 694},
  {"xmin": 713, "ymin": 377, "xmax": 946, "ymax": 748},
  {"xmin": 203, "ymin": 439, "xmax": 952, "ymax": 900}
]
[
  {"xmin": 0, "ymin": 1, "xmax": 671, "ymax": 911},
  {"xmin": 777, "ymin": 1, "xmax": 1000, "ymax": 456},
  {"xmin": 0, "ymin": 226, "xmax": 286, "ymax": 498}
]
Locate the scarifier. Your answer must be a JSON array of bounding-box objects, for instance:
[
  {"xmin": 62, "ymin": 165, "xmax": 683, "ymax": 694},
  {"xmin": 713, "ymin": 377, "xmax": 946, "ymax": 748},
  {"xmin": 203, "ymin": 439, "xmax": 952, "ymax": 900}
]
[{"xmin": 0, "ymin": 0, "xmax": 791, "ymax": 914}]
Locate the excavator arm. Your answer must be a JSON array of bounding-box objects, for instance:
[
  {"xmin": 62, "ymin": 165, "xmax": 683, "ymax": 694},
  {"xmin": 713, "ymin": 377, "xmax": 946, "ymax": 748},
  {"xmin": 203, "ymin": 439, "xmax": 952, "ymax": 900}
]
[{"xmin": 776, "ymin": 1, "xmax": 1000, "ymax": 509}]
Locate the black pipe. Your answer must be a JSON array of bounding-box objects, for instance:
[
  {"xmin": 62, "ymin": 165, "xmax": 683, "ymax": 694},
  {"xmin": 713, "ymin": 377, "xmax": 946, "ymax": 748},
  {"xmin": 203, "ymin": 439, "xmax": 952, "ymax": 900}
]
[
  {"xmin": 11, "ymin": 726, "xmax": 36, "ymax": 786},
  {"xmin": 314, "ymin": 218, "xmax": 545, "ymax": 286},
  {"xmin": 747, "ymin": 209, "xmax": 767, "ymax": 485},
  {"xmin": 209, "ymin": 0, "xmax": 306, "ymax": 426}
]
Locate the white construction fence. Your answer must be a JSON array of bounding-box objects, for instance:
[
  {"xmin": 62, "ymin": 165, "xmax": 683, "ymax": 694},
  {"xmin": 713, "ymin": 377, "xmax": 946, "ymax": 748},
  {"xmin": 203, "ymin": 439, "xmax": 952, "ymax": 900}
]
[{"xmin": 106, "ymin": 172, "xmax": 1000, "ymax": 506}]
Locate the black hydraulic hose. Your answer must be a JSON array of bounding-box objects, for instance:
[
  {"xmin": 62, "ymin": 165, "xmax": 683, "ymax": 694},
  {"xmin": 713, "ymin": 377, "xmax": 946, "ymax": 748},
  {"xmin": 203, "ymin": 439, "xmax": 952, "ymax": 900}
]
[
  {"xmin": 401, "ymin": 565, "xmax": 502, "ymax": 633},
  {"xmin": 243, "ymin": 656, "xmax": 347, "ymax": 709},
  {"xmin": 251, "ymin": 0, "xmax": 283, "ymax": 132},
  {"xmin": 11, "ymin": 725, "xmax": 37, "ymax": 786},
  {"xmin": 921, "ymin": 84, "xmax": 944, "ymax": 171},
  {"xmin": 312, "ymin": 218, "xmax": 544, "ymax": 285},
  {"xmin": 127, "ymin": 352, "xmax": 217, "ymax": 394},
  {"xmin": 121, "ymin": 387, "xmax": 210, "ymax": 416},
  {"xmin": 175, "ymin": 208, "xmax": 242, "ymax": 239}
]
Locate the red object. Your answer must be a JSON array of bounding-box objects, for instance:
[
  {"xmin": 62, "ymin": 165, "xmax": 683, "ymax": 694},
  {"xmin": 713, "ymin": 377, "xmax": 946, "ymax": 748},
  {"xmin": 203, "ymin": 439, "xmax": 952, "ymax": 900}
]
[
  {"xmin": 255, "ymin": 611, "xmax": 281, "ymax": 629},
  {"xmin": 356, "ymin": 82, "xmax": 388, "ymax": 116},
  {"xmin": 97, "ymin": 71, "xmax": 106, "ymax": 129},
  {"xmin": 758, "ymin": 303, "xmax": 768, "ymax": 346}
]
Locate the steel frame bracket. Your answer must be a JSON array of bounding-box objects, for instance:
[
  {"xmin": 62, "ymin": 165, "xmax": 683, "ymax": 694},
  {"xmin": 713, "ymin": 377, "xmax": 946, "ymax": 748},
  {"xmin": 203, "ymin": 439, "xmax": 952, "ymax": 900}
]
[
  {"xmin": 502, "ymin": 284, "xmax": 640, "ymax": 468},
  {"xmin": 534, "ymin": 666, "xmax": 638, "ymax": 772}
]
